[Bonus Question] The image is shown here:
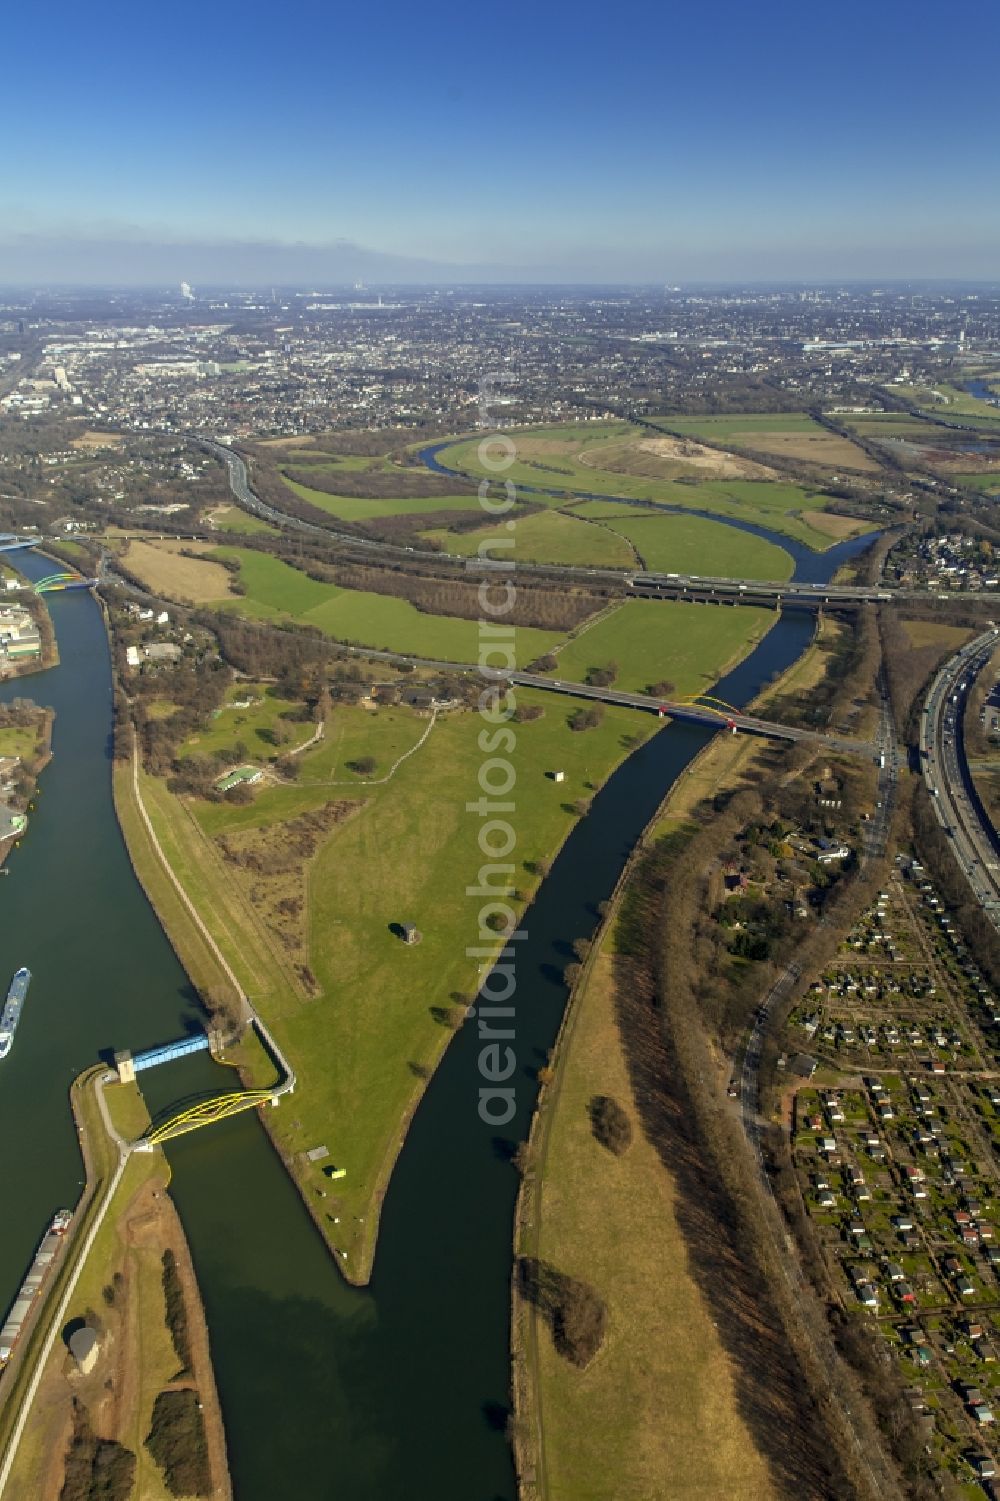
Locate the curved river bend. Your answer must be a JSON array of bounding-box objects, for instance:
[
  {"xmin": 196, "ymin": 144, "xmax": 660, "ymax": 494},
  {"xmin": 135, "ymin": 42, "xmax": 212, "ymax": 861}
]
[{"xmin": 0, "ymin": 530, "xmax": 872, "ymax": 1499}]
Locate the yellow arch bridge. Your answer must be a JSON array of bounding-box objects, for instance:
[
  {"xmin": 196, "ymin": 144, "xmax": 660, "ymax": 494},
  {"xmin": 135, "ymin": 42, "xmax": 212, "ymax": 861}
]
[
  {"xmin": 670, "ymin": 694, "xmax": 741, "ymax": 723},
  {"xmin": 145, "ymin": 1089, "xmax": 274, "ymax": 1145}
]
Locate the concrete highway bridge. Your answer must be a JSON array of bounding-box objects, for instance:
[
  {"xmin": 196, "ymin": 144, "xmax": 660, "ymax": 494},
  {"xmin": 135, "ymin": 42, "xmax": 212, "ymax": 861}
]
[{"xmin": 508, "ymin": 676, "xmax": 876, "ymax": 756}]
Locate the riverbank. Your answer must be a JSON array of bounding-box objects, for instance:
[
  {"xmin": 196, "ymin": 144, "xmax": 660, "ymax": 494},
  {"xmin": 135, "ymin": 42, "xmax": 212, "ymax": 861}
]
[
  {"xmin": 0, "ymin": 1072, "xmax": 232, "ymax": 1500},
  {"xmin": 509, "ymin": 715, "xmax": 775, "ymax": 1496},
  {"xmin": 0, "ymin": 702, "xmax": 53, "ymax": 868},
  {"xmin": 509, "ymin": 614, "xmax": 851, "ymax": 1499}
]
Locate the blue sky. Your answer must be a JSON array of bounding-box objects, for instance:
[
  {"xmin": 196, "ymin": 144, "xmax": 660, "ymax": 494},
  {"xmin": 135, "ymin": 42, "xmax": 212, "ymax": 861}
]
[{"xmin": 1, "ymin": 0, "xmax": 998, "ymax": 283}]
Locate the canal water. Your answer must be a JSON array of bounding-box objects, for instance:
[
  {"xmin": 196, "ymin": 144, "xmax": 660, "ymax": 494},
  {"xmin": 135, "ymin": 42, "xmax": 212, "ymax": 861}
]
[{"xmin": 1, "ymin": 533, "xmax": 871, "ymax": 1499}]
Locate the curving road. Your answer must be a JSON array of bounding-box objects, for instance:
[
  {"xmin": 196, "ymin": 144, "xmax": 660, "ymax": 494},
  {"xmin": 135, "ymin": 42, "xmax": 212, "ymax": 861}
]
[
  {"xmin": 920, "ymin": 627, "xmax": 1000, "ymax": 928},
  {"xmin": 185, "ymin": 432, "xmax": 990, "ymax": 609}
]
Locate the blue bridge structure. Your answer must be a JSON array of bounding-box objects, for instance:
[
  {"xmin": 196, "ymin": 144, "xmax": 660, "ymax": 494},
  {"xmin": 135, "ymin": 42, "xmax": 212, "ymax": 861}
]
[{"xmin": 128, "ymin": 1033, "xmax": 211, "ymax": 1074}]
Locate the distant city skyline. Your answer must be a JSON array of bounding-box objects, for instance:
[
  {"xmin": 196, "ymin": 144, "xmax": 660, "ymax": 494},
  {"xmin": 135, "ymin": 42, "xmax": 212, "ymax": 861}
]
[{"xmin": 2, "ymin": 0, "xmax": 998, "ymax": 285}]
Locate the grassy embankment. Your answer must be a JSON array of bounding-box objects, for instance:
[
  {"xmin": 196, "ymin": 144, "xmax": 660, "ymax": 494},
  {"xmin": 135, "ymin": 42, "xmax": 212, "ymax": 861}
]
[
  {"xmin": 513, "ymin": 606, "xmax": 866, "ymax": 1495},
  {"xmin": 434, "ymin": 423, "xmax": 865, "ymax": 549},
  {"xmin": 4, "ymin": 1079, "xmax": 231, "ymax": 1501},
  {"xmin": 513, "ymin": 723, "xmax": 784, "ymax": 1500},
  {"xmin": 113, "ymin": 597, "xmax": 773, "ymax": 1282},
  {"xmin": 511, "ymin": 613, "xmax": 854, "ymax": 1498}
]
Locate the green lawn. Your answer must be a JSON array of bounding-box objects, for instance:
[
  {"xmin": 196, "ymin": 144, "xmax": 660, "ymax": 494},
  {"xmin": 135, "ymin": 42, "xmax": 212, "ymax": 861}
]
[
  {"xmin": 154, "ymin": 692, "xmax": 660, "ymax": 1280},
  {"xmin": 211, "ymin": 547, "xmax": 564, "ymax": 664},
  {"xmin": 0, "ymin": 723, "xmax": 41, "ymax": 760},
  {"xmin": 568, "ymin": 509, "xmax": 793, "ymax": 580},
  {"xmin": 177, "ymin": 684, "xmax": 312, "ymax": 762},
  {"xmin": 208, "ymin": 504, "xmax": 277, "ymax": 535},
  {"xmin": 420, "ymin": 507, "xmax": 637, "ymax": 569},
  {"xmin": 554, "ymin": 599, "xmax": 774, "ymax": 696},
  {"xmin": 662, "ymin": 413, "xmax": 819, "ymax": 437},
  {"xmin": 956, "ymin": 472, "xmax": 1000, "ymax": 493},
  {"xmin": 283, "ymin": 477, "xmax": 484, "ymax": 522},
  {"xmin": 895, "ymin": 383, "xmax": 1000, "ymax": 425},
  {"xmin": 434, "ymin": 427, "xmax": 844, "ymax": 548}
]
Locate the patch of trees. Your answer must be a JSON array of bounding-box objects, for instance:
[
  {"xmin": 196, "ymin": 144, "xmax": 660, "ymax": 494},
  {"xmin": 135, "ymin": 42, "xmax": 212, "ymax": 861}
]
[
  {"xmin": 608, "ymin": 831, "xmax": 892, "ymax": 1499},
  {"xmin": 588, "ymin": 1094, "xmax": 632, "ymax": 1155},
  {"xmin": 215, "ymin": 802, "xmax": 354, "ymax": 876},
  {"xmin": 145, "ymin": 1389, "xmax": 212, "ymax": 1498},
  {"xmin": 829, "ymin": 1312, "xmax": 941, "ymax": 1499},
  {"xmin": 207, "ymin": 612, "xmax": 334, "ymax": 680},
  {"xmin": 132, "ymin": 660, "xmax": 230, "ymax": 777},
  {"xmin": 585, "ymin": 660, "xmax": 618, "ymax": 688},
  {"xmin": 282, "ymin": 462, "xmax": 470, "ymax": 502},
  {"xmin": 289, "ymin": 553, "xmax": 597, "ymax": 634},
  {"xmin": 879, "ymin": 608, "xmax": 963, "ymax": 744},
  {"xmin": 517, "ymin": 1258, "xmax": 607, "ymax": 1367},
  {"xmin": 60, "ymin": 1401, "xmax": 136, "ymax": 1501},
  {"xmin": 161, "ymin": 1249, "xmax": 192, "ymax": 1375},
  {"xmin": 911, "ymin": 778, "xmax": 1000, "ymax": 991},
  {"xmin": 568, "ymin": 706, "xmax": 603, "ymax": 732}
]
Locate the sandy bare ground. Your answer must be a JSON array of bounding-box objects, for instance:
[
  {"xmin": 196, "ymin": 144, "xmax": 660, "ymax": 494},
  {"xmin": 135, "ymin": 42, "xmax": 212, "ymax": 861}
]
[
  {"xmin": 636, "ymin": 434, "xmax": 776, "ymax": 479},
  {"xmin": 798, "ymin": 508, "xmax": 868, "ymax": 539},
  {"xmin": 70, "ymin": 429, "xmax": 124, "ymax": 450},
  {"xmin": 735, "ymin": 430, "xmax": 880, "ymax": 472},
  {"xmin": 124, "ymin": 539, "xmax": 233, "ymax": 604}
]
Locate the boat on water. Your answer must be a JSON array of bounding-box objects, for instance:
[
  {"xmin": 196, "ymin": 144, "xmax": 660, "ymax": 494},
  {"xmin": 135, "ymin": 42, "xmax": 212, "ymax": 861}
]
[
  {"xmin": 0, "ymin": 1208, "xmax": 72, "ymax": 1365},
  {"xmin": 0, "ymin": 967, "xmax": 30, "ymax": 1060}
]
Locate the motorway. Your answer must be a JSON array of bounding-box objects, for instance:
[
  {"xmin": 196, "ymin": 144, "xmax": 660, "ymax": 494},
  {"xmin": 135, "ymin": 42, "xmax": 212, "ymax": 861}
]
[
  {"xmin": 920, "ymin": 628, "xmax": 1000, "ymax": 927},
  {"xmin": 186, "ymin": 433, "xmax": 992, "ymax": 610}
]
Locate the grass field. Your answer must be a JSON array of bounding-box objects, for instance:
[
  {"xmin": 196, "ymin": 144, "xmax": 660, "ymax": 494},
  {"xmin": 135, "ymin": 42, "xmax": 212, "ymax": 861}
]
[
  {"xmin": 434, "ymin": 427, "xmax": 851, "ymax": 549},
  {"xmin": 124, "ymin": 539, "xmax": 235, "ymax": 604},
  {"xmin": 205, "ymin": 503, "xmax": 277, "ymax": 535},
  {"xmin": 554, "ymin": 599, "xmax": 774, "ymax": 695},
  {"xmin": 568, "ymin": 509, "xmax": 794, "ymax": 579},
  {"xmin": 660, "ymin": 413, "xmax": 878, "ymax": 472},
  {"xmin": 522, "ymin": 943, "xmax": 776, "ymax": 1500},
  {"xmin": 901, "ymin": 620, "xmax": 976, "ymax": 652},
  {"xmin": 895, "ymin": 383, "xmax": 1000, "ymax": 425},
  {"xmin": 419, "ymin": 508, "xmax": 637, "ymax": 569},
  {"xmin": 211, "ymin": 546, "xmax": 564, "ymax": 664},
  {"xmin": 956, "ymin": 472, "xmax": 1000, "ymax": 493},
  {"xmin": 0, "ymin": 722, "xmax": 42, "ymax": 760},
  {"xmin": 139, "ymin": 691, "xmax": 662, "ymax": 1281},
  {"xmin": 283, "ymin": 476, "xmax": 485, "ymax": 522},
  {"xmin": 177, "ymin": 683, "xmax": 314, "ymax": 762}
]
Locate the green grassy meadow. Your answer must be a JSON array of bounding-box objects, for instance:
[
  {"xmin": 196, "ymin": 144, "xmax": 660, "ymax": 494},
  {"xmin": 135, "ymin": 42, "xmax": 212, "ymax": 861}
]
[
  {"xmin": 554, "ymin": 599, "xmax": 774, "ymax": 696},
  {"xmin": 434, "ymin": 427, "xmax": 845, "ymax": 548},
  {"xmin": 177, "ymin": 684, "xmax": 312, "ymax": 761},
  {"xmin": 156, "ymin": 692, "xmax": 659, "ymax": 1277},
  {"xmin": 419, "ymin": 507, "xmax": 637, "ymax": 568},
  {"xmin": 210, "ymin": 547, "xmax": 563, "ymax": 664},
  {"xmin": 283, "ymin": 476, "xmax": 485, "ymax": 522},
  {"xmin": 956, "ymin": 472, "xmax": 1000, "ymax": 493},
  {"xmin": 569, "ymin": 508, "xmax": 794, "ymax": 579}
]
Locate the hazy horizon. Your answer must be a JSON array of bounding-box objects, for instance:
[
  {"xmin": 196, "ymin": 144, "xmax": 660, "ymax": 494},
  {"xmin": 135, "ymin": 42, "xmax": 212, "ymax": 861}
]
[{"xmin": 3, "ymin": 0, "xmax": 998, "ymax": 289}]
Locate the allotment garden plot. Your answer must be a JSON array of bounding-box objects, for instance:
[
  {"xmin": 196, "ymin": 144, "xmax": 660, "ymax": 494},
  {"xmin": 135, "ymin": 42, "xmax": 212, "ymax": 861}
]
[{"xmin": 787, "ymin": 858, "xmax": 1000, "ymax": 1484}]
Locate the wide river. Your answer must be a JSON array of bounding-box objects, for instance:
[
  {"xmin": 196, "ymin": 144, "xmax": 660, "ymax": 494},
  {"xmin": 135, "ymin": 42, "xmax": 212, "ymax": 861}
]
[{"xmin": 0, "ymin": 529, "xmax": 872, "ymax": 1499}]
